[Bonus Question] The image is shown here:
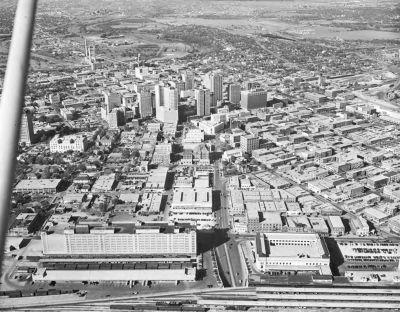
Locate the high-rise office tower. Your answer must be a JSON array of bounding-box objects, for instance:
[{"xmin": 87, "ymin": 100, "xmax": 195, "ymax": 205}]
[
  {"xmin": 103, "ymin": 91, "xmax": 122, "ymax": 112},
  {"xmin": 138, "ymin": 90, "xmax": 153, "ymax": 118},
  {"xmin": 155, "ymin": 85, "xmax": 179, "ymax": 123},
  {"xmin": 170, "ymin": 80, "xmax": 185, "ymax": 101},
  {"xmin": 195, "ymin": 88, "xmax": 211, "ymax": 117},
  {"xmin": 19, "ymin": 110, "xmax": 35, "ymax": 146},
  {"xmin": 229, "ymin": 84, "xmax": 241, "ymax": 104},
  {"xmin": 206, "ymin": 72, "xmax": 223, "ymax": 106},
  {"xmin": 155, "ymin": 84, "xmax": 164, "ymax": 108},
  {"xmin": 240, "ymin": 88, "xmax": 268, "ymax": 111},
  {"xmin": 163, "ymin": 86, "xmax": 179, "ymax": 111},
  {"xmin": 182, "ymin": 71, "xmax": 194, "ymax": 90}
]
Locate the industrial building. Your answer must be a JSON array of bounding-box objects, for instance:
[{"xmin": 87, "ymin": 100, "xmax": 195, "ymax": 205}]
[
  {"xmin": 171, "ymin": 188, "xmax": 216, "ymax": 229},
  {"xmin": 13, "ymin": 179, "xmax": 62, "ymax": 194},
  {"xmin": 255, "ymin": 232, "xmax": 331, "ymax": 275},
  {"xmin": 35, "ymin": 223, "xmax": 197, "ymax": 282}
]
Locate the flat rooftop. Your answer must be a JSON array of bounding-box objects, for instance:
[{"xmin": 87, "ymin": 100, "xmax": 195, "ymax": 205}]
[
  {"xmin": 172, "ymin": 188, "xmax": 212, "ymax": 205},
  {"xmin": 14, "ymin": 179, "xmax": 61, "ymax": 190},
  {"xmin": 258, "ymin": 233, "xmax": 329, "ymax": 259},
  {"xmin": 337, "ymin": 239, "xmax": 400, "ymax": 262}
]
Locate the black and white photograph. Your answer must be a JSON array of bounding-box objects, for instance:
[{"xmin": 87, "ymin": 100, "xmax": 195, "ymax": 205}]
[{"xmin": 0, "ymin": 0, "xmax": 400, "ymax": 310}]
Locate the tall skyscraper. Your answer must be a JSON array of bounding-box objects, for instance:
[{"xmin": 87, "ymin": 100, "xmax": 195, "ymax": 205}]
[
  {"xmin": 138, "ymin": 90, "xmax": 153, "ymax": 118},
  {"xmin": 195, "ymin": 88, "xmax": 211, "ymax": 117},
  {"xmin": 229, "ymin": 84, "xmax": 241, "ymax": 104},
  {"xmin": 155, "ymin": 84, "xmax": 164, "ymax": 108},
  {"xmin": 103, "ymin": 91, "xmax": 122, "ymax": 112},
  {"xmin": 19, "ymin": 110, "xmax": 35, "ymax": 146},
  {"xmin": 163, "ymin": 86, "xmax": 179, "ymax": 111},
  {"xmin": 170, "ymin": 80, "xmax": 185, "ymax": 101},
  {"xmin": 182, "ymin": 71, "xmax": 194, "ymax": 90},
  {"xmin": 155, "ymin": 84, "xmax": 179, "ymax": 123},
  {"xmin": 205, "ymin": 72, "xmax": 223, "ymax": 106}
]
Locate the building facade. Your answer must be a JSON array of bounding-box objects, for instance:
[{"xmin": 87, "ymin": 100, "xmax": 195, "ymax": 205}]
[{"xmin": 49, "ymin": 134, "xmax": 88, "ymax": 153}]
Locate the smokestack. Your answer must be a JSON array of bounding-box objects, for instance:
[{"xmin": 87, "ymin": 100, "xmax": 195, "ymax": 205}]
[{"xmin": 84, "ymin": 38, "xmax": 88, "ymax": 57}]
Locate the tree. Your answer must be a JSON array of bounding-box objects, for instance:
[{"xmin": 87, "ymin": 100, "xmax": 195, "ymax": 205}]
[
  {"xmin": 38, "ymin": 115, "xmax": 47, "ymax": 123},
  {"xmin": 122, "ymin": 149, "xmax": 130, "ymax": 159},
  {"xmin": 77, "ymin": 163, "xmax": 86, "ymax": 171}
]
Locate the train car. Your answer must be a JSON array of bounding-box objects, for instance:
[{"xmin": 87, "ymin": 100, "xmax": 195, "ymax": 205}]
[
  {"xmin": 21, "ymin": 290, "xmax": 35, "ymax": 297},
  {"xmin": 36, "ymin": 289, "xmax": 48, "ymax": 296},
  {"xmin": 181, "ymin": 307, "xmax": 208, "ymax": 312},
  {"xmin": 5, "ymin": 290, "xmax": 22, "ymax": 298},
  {"xmin": 110, "ymin": 304, "xmax": 133, "ymax": 310},
  {"xmin": 48, "ymin": 289, "xmax": 61, "ymax": 295}
]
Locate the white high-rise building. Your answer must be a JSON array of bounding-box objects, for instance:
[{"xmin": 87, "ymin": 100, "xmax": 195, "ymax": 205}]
[
  {"xmin": 155, "ymin": 84, "xmax": 179, "ymax": 123},
  {"xmin": 195, "ymin": 88, "xmax": 211, "ymax": 117},
  {"xmin": 163, "ymin": 86, "xmax": 178, "ymax": 111}
]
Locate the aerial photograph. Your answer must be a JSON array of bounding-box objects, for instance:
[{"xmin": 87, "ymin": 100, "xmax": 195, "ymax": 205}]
[{"xmin": 0, "ymin": 0, "xmax": 400, "ymax": 310}]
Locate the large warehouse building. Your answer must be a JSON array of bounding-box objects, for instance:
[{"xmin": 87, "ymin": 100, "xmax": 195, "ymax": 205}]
[
  {"xmin": 34, "ymin": 223, "xmax": 197, "ymax": 282},
  {"xmin": 255, "ymin": 232, "xmax": 331, "ymax": 275},
  {"xmin": 171, "ymin": 187, "xmax": 216, "ymax": 229}
]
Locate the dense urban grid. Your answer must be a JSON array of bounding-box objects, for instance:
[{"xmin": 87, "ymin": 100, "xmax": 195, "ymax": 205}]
[{"xmin": 1, "ymin": 0, "xmax": 400, "ymax": 311}]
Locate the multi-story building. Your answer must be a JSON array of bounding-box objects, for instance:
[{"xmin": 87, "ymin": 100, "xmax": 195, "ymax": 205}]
[
  {"xmin": 138, "ymin": 90, "xmax": 153, "ymax": 118},
  {"xmin": 9, "ymin": 213, "xmax": 45, "ymax": 236},
  {"xmin": 182, "ymin": 71, "xmax": 194, "ymax": 90},
  {"xmin": 49, "ymin": 134, "xmax": 88, "ymax": 153},
  {"xmin": 336, "ymin": 238, "xmax": 400, "ymax": 280},
  {"xmin": 260, "ymin": 212, "xmax": 283, "ymax": 232},
  {"xmin": 155, "ymin": 84, "xmax": 179, "ymax": 123},
  {"xmin": 108, "ymin": 108, "xmax": 125, "ymax": 128},
  {"xmin": 205, "ymin": 72, "xmax": 223, "ymax": 106},
  {"xmin": 240, "ymin": 134, "xmax": 259, "ymax": 154},
  {"xmin": 155, "ymin": 83, "xmax": 164, "ymax": 109},
  {"xmin": 255, "ymin": 232, "xmax": 331, "ymax": 275},
  {"xmin": 41, "ymin": 223, "xmax": 196, "ymax": 257},
  {"xmin": 152, "ymin": 143, "xmax": 172, "ymax": 165},
  {"xmin": 327, "ymin": 216, "xmax": 345, "ymax": 236},
  {"xmin": 163, "ymin": 86, "xmax": 178, "ymax": 111},
  {"xmin": 14, "ymin": 179, "xmax": 62, "ymax": 194},
  {"xmin": 240, "ymin": 88, "xmax": 268, "ymax": 110},
  {"xmin": 35, "ymin": 223, "xmax": 197, "ymax": 282},
  {"xmin": 171, "ymin": 188, "xmax": 216, "ymax": 229},
  {"xmin": 103, "ymin": 91, "xmax": 122, "ymax": 110},
  {"xmin": 229, "ymin": 83, "xmax": 241, "ymax": 104},
  {"xmin": 350, "ymin": 216, "xmax": 369, "ymax": 236},
  {"xmin": 195, "ymin": 88, "xmax": 211, "ymax": 117},
  {"xmin": 183, "ymin": 129, "xmax": 204, "ymax": 144},
  {"xmin": 19, "ymin": 109, "xmax": 35, "ymax": 146},
  {"xmin": 170, "ymin": 80, "xmax": 185, "ymax": 101}
]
